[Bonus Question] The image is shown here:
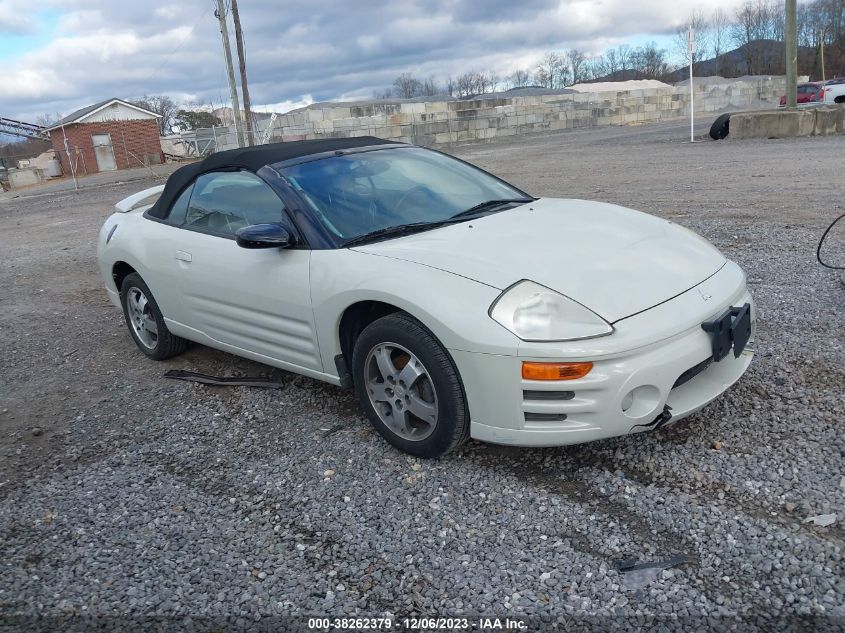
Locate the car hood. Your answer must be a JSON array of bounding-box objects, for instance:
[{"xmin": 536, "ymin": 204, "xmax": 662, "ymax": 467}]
[{"xmin": 353, "ymin": 198, "xmax": 726, "ymax": 323}]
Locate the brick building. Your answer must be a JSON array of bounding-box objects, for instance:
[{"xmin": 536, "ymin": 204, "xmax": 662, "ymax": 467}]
[{"xmin": 47, "ymin": 98, "xmax": 164, "ymax": 175}]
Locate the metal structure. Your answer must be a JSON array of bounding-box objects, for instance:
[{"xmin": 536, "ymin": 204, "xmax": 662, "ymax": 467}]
[
  {"xmin": 0, "ymin": 117, "xmax": 47, "ymax": 140},
  {"xmin": 179, "ymin": 127, "xmax": 220, "ymax": 156},
  {"xmin": 261, "ymin": 113, "xmax": 278, "ymax": 145}
]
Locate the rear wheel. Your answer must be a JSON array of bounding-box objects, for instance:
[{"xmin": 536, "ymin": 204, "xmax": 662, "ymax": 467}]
[
  {"xmin": 352, "ymin": 313, "xmax": 469, "ymax": 458},
  {"xmin": 120, "ymin": 273, "xmax": 188, "ymax": 360}
]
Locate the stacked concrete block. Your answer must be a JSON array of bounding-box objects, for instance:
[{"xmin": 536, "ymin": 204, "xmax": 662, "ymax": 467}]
[{"xmin": 246, "ymin": 77, "xmax": 792, "ymax": 147}]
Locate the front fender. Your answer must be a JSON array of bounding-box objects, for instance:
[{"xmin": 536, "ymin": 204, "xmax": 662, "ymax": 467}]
[{"xmin": 310, "ymin": 249, "xmax": 520, "ymax": 373}]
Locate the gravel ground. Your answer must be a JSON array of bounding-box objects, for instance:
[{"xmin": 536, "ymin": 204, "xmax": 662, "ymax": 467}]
[{"xmin": 1, "ymin": 120, "xmax": 844, "ymax": 632}]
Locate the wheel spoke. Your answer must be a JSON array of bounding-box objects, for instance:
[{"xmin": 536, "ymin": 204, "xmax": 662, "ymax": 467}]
[
  {"xmin": 395, "ymin": 410, "xmax": 416, "ymax": 436},
  {"xmin": 407, "ymin": 391, "xmax": 437, "ymax": 423},
  {"xmin": 142, "ymin": 316, "xmax": 158, "ymax": 335},
  {"xmin": 137, "ymin": 293, "xmax": 148, "ymax": 312},
  {"xmin": 398, "ymin": 359, "xmax": 424, "ymax": 388},
  {"xmin": 373, "ymin": 346, "xmax": 396, "ymax": 380}
]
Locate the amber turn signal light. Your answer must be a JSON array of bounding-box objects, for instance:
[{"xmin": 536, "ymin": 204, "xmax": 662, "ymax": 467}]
[{"xmin": 521, "ymin": 361, "xmax": 593, "ymax": 381}]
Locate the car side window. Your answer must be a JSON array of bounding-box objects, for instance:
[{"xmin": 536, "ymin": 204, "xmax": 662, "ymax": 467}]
[
  {"xmin": 166, "ymin": 184, "xmax": 194, "ymax": 225},
  {"xmin": 182, "ymin": 171, "xmax": 285, "ymax": 237}
]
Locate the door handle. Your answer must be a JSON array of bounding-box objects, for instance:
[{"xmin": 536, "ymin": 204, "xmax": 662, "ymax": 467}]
[{"xmin": 175, "ymin": 250, "xmax": 192, "ymax": 263}]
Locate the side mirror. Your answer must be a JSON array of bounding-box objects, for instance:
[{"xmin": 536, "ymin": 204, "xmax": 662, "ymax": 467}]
[{"xmin": 235, "ymin": 223, "xmax": 293, "ymax": 249}]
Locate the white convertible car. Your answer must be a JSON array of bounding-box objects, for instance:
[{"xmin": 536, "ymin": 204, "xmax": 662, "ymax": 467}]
[{"xmin": 97, "ymin": 138, "xmax": 754, "ymax": 457}]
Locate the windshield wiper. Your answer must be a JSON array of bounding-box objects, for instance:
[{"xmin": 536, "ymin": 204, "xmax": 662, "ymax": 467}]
[
  {"xmin": 449, "ymin": 198, "xmax": 533, "ymax": 220},
  {"xmin": 343, "ymin": 221, "xmax": 453, "ymax": 247},
  {"xmin": 342, "ymin": 198, "xmax": 533, "ymax": 247}
]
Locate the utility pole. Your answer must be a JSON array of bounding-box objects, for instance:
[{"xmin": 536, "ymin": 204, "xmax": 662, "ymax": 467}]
[
  {"xmin": 819, "ymin": 29, "xmax": 826, "ymax": 82},
  {"xmin": 230, "ymin": 0, "xmax": 254, "ymax": 146},
  {"xmin": 215, "ymin": 0, "xmax": 245, "ymax": 148},
  {"xmin": 785, "ymin": 0, "xmax": 797, "ymax": 109}
]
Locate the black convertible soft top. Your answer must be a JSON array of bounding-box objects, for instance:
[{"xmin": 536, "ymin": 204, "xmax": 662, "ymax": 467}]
[{"xmin": 147, "ymin": 136, "xmax": 398, "ymax": 219}]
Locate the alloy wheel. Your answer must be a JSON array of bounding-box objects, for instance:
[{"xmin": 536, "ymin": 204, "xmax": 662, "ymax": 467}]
[
  {"xmin": 364, "ymin": 342, "xmax": 438, "ymax": 441},
  {"xmin": 126, "ymin": 287, "xmax": 158, "ymax": 349}
]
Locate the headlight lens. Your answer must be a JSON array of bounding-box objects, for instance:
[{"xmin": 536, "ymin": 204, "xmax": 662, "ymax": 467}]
[{"xmin": 489, "ymin": 281, "xmax": 613, "ymax": 341}]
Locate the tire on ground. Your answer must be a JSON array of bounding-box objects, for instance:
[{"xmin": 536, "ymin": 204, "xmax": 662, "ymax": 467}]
[
  {"xmin": 709, "ymin": 113, "xmax": 731, "ymax": 140},
  {"xmin": 352, "ymin": 312, "xmax": 470, "ymax": 458},
  {"xmin": 120, "ymin": 272, "xmax": 188, "ymax": 360}
]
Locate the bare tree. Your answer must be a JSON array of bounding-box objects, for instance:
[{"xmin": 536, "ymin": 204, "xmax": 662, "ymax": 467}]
[
  {"xmin": 711, "ymin": 8, "xmax": 731, "ymax": 60},
  {"xmin": 508, "ymin": 69, "xmax": 532, "ymax": 88},
  {"xmin": 617, "ymin": 45, "xmax": 633, "ymax": 74},
  {"xmin": 393, "ymin": 73, "xmax": 422, "ymax": 99},
  {"xmin": 420, "ymin": 76, "xmax": 440, "ymax": 96},
  {"xmin": 456, "ymin": 71, "xmax": 477, "ymax": 97},
  {"xmin": 535, "ymin": 51, "xmax": 565, "ymax": 88},
  {"xmin": 566, "ymin": 49, "xmax": 587, "ymax": 84},
  {"xmin": 731, "ymin": 0, "xmax": 782, "ymax": 74},
  {"xmin": 769, "ymin": 1, "xmax": 786, "ymax": 42},
  {"xmin": 673, "ymin": 10, "xmax": 711, "ymax": 71},
  {"xmin": 34, "ymin": 114, "xmax": 57, "ymax": 128},
  {"xmin": 585, "ymin": 55, "xmax": 607, "ymax": 80},
  {"xmin": 631, "ymin": 42, "xmax": 670, "ymax": 79},
  {"xmin": 603, "ymin": 48, "xmax": 620, "ymax": 76},
  {"xmin": 485, "ymin": 70, "xmax": 501, "ymax": 93},
  {"xmin": 130, "ymin": 95, "xmax": 178, "ymax": 135}
]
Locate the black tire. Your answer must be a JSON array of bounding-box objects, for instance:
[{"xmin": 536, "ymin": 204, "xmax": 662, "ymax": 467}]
[
  {"xmin": 120, "ymin": 272, "xmax": 188, "ymax": 360},
  {"xmin": 709, "ymin": 113, "xmax": 731, "ymax": 140},
  {"xmin": 352, "ymin": 312, "xmax": 470, "ymax": 458}
]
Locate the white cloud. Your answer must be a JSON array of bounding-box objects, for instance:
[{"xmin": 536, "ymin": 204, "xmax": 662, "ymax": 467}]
[
  {"xmin": 0, "ymin": 3, "xmax": 36, "ymax": 34},
  {"xmin": 1, "ymin": 0, "xmax": 751, "ymax": 121},
  {"xmin": 253, "ymin": 95, "xmax": 315, "ymax": 114}
]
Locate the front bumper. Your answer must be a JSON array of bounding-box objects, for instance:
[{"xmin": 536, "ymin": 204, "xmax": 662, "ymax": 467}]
[{"xmin": 453, "ymin": 263, "xmax": 755, "ymax": 447}]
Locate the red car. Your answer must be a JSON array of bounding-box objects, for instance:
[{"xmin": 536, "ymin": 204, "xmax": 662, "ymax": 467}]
[{"xmin": 779, "ymin": 82, "xmax": 823, "ymax": 106}]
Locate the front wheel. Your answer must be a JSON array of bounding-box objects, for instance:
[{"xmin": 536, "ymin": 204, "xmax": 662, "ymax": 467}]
[
  {"xmin": 352, "ymin": 313, "xmax": 470, "ymax": 458},
  {"xmin": 120, "ymin": 272, "xmax": 188, "ymax": 360}
]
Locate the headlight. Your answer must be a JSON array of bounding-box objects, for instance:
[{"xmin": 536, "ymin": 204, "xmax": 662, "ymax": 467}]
[{"xmin": 489, "ymin": 280, "xmax": 613, "ymax": 342}]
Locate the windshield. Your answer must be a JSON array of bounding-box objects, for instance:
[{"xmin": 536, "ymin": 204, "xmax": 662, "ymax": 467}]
[{"xmin": 281, "ymin": 147, "xmax": 529, "ymax": 243}]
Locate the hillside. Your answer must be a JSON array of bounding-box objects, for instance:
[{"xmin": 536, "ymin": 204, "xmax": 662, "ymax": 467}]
[{"xmin": 590, "ymin": 39, "xmax": 843, "ymax": 85}]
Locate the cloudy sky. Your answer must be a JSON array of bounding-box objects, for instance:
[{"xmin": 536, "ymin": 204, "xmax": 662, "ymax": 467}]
[{"xmin": 0, "ymin": 0, "xmax": 748, "ymax": 122}]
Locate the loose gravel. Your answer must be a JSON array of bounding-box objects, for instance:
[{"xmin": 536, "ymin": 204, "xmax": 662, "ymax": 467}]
[{"xmin": 1, "ymin": 120, "xmax": 843, "ymax": 632}]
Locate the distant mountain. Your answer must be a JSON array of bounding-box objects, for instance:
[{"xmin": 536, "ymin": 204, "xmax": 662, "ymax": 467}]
[
  {"xmin": 663, "ymin": 40, "xmax": 819, "ymax": 82},
  {"xmin": 588, "ymin": 39, "xmax": 841, "ymax": 85}
]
